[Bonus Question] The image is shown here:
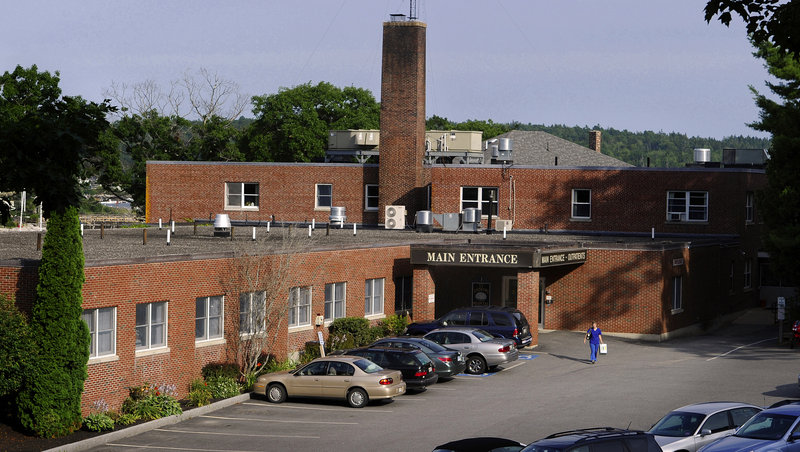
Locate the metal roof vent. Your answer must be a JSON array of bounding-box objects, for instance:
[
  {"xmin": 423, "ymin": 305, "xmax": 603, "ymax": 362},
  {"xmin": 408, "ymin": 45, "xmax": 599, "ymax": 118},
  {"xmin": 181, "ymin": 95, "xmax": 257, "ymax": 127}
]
[
  {"xmin": 213, "ymin": 214, "xmax": 231, "ymax": 237},
  {"xmin": 693, "ymin": 148, "xmax": 711, "ymax": 163}
]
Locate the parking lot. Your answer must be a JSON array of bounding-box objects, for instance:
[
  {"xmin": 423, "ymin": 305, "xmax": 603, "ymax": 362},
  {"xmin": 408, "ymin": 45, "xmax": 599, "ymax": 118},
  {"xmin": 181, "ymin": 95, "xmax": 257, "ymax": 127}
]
[{"xmin": 84, "ymin": 310, "xmax": 798, "ymax": 452}]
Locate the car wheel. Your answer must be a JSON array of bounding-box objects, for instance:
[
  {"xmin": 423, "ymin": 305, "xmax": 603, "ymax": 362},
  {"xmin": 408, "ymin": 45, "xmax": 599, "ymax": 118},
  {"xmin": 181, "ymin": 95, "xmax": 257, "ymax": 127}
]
[
  {"xmin": 266, "ymin": 383, "xmax": 287, "ymax": 403},
  {"xmin": 466, "ymin": 355, "xmax": 487, "ymax": 374},
  {"xmin": 347, "ymin": 388, "xmax": 369, "ymax": 408}
]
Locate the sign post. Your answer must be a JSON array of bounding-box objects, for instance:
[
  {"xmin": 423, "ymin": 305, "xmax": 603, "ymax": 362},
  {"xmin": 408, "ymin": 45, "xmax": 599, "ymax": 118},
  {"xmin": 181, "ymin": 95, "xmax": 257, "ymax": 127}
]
[{"xmin": 317, "ymin": 331, "xmax": 326, "ymax": 357}]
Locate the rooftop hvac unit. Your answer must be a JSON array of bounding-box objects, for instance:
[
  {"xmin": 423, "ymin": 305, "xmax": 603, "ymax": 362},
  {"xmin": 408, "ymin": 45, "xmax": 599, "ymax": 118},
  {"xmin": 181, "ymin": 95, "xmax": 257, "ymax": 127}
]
[
  {"xmin": 416, "ymin": 210, "xmax": 433, "ymax": 232},
  {"xmin": 385, "ymin": 205, "xmax": 406, "ymax": 230},
  {"xmin": 330, "ymin": 206, "xmax": 346, "ymax": 226},
  {"xmin": 693, "ymin": 148, "xmax": 711, "ymax": 163}
]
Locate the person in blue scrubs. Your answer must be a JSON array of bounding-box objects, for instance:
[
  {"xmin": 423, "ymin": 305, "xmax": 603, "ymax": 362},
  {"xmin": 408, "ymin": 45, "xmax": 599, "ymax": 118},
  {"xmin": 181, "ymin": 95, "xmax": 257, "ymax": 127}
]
[{"xmin": 583, "ymin": 321, "xmax": 604, "ymax": 364}]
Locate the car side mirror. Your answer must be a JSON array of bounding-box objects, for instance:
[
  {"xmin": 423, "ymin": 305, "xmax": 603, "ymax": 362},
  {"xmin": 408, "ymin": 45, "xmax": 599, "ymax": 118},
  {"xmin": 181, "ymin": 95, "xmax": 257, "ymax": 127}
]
[
  {"xmin": 700, "ymin": 429, "xmax": 711, "ymax": 436},
  {"xmin": 441, "ymin": 320, "xmax": 448, "ymax": 326}
]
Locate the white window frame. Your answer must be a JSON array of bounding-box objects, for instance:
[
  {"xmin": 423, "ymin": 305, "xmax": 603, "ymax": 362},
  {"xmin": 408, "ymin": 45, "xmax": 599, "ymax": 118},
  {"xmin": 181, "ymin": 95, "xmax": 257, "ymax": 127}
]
[
  {"xmin": 364, "ymin": 278, "xmax": 385, "ymax": 317},
  {"xmin": 324, "ymin": 282, "xmax": 346, "ymax": 321},
  {"xmin": 196, "ymin": 295, "xmax": 224, "ymax": 342},
  {"xmin": 744, "ymin": 259, "xmax": 752, "ymax": 289},
  {"xmin": 460, "ymin": 186, "xmax": 499, "ymax": 218},
  {"xmin": 240, "ymin": 291, "xmax": 266, "ymax": 335},
  {"xmin": 571, "ymin": 188, "xmax": 592, "ymax": 219},
  {"xmin": 135, "ymin": 302, "xmax": 167, "ymax": 351},
  {"xmin": 83, "ymin": 307, "xmax": 116, "ymax": 359},
  {"xmin": 225, "ymin": 182, "xmax": 260, "ymax": 210},
  {"xmin": 672, "ymin": 276, "xmax": 683, "ymax": 313},
  {"xmin": 289, "ymin": 286, "xmax": 312, "ymax": 328},
  {"xmin": 745, "ymin": 191, "xmax": 754, "ymax": 224},
  {"xmin": 316, "ymin": 183, "xmax": 333, "ymax": 210},
  {"xmin": 364, "ymin": 184, "xmax": 379, "ymax": 211},
  {"xmin": 667, "ymin": 191, "xmax": 708, "ymax": 222}
]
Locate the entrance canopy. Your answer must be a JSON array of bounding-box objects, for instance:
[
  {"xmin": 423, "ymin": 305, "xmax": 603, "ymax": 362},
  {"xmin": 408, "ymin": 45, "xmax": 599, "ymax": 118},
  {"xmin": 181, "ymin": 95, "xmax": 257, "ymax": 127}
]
[{"xmin": 410, "ymin": 244, "xmax": 587, "ymax": 268}]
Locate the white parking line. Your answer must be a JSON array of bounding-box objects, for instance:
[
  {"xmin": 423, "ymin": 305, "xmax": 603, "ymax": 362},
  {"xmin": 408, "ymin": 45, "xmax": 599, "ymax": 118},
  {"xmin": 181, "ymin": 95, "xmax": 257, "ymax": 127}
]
[
  {"xmin": 242, "ymin": 402, "xmax": 394, "ymax": 413},
  {"xmin": 106, "ymin": 445, "xmax": 266, "ymax": 452},
  {"xmin": 153, "ymin": 428, "xmax": 320, "ymax": 439},
  {"xmin": 502, "ymin": 362, "xmax": 527, "ymax": 371},
  {"xmin": 202, "ymin": 415, "xmax": 357, "ymax": 425},
  {"xmin": 706, "ymin": 337, "xmax": 777, "ymax": 361}
]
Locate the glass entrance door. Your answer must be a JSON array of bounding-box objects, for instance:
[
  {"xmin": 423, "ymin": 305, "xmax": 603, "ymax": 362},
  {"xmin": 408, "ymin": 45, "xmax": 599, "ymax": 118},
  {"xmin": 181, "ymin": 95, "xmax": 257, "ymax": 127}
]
[{"xmin": 502, "ymin": 276, "xmax": 517, "ymax": 308}]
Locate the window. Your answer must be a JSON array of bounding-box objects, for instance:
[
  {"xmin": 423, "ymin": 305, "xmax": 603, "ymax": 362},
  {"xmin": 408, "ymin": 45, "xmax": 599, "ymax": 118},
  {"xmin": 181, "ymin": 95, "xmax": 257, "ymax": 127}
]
[
  {"xmin": 289, "ymin": 286, "xmax": 312, "ymax": 327},
  {"xmin": 136, "ymin": 302, "xmax": 166, "ymax": 351},
  {"xmin": 460, "ymin": 186, "xmax": 498, "ymax": 217},
  {"xmin": 324, "ymin": 282, "xmax": 346, "ymax": 320},
  {"xmin": 240, "ymin": 291, "xmax": 266, "ymax": 335},
  {"xmin": 225, "ymin": 182, "xmax": 259, "ymax": 209},
  {"xmin": 744, "ymin": 259, "xmax": 752, "ymax": 289},
  {"xmin": 364, "ymin": 278, "xmax": 384, "ymax": 316},
  {"xmin": 745, "ymin": 191, "xmax": 755, "ymax": 223},
  {"xmin": 394, "ymin": 276, "xmax": 413, "ymax": 314},
  {"xmin": 316, "ymin": 184, "xmax": 332, "ymax": 209},
  {"xmin": 729, "ymin": 261, "xmax": 736, "ymax": 293},
  {"xmin": 364, "ymin": 184, "xmax": 378, "ymax": 211},
  {"xmin": 83, "ymin": 307, "xmax": 116, "ymax": 358},
  {"xmin": 667, "ymin": 191, "xmax": 708, "ymax": 222},
  {"xmin": 196, "ymin": 295, "xmax": 224, "ymax": 341},
  {"xmin": 702, "ymin": 411, "xmax": 732, "ymax": 434},
  {"xmin": 571, "ymin": 189, "xmax": 591, "ymax": 219},
  {"xmin": 672, "ymin": 276, "xmax": 682, "ymax": 311}
]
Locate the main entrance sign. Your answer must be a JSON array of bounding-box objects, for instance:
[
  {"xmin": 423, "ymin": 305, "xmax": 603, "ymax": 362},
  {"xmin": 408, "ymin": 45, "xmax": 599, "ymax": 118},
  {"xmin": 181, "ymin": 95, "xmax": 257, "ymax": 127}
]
[{"xmin": 410, "ymin": 246, "xmax": 586, "ymax": 268}]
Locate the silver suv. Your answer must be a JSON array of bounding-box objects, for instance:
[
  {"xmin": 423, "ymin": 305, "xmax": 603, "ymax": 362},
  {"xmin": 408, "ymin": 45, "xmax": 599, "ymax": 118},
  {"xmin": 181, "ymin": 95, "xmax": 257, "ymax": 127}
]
[{"xmin": 648, "ymin": 401, "xmax": 762, "ymax": 452}]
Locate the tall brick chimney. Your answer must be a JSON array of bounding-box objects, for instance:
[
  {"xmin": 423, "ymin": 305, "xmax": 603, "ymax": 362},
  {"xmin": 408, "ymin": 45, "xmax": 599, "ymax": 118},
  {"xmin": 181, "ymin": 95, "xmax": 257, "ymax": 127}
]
[
  {"xmin": 378, "ymin": 18, "xmax": 429, "ymax": 223},
  {"xmin": 589, "ymin": 130, "xmax": 602, "ymax": 153}
]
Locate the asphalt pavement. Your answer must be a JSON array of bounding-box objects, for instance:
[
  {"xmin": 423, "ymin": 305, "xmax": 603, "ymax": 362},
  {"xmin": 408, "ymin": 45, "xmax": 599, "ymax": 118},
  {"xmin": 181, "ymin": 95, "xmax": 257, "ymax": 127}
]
[{"xmin": 74, "ymin": 308, "xmax": 796, "ymax": 452}]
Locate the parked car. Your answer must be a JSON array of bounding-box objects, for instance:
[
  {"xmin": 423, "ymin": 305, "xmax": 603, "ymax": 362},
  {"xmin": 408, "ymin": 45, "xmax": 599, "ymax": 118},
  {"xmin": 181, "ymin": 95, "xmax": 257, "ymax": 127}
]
[
  {"xmin": 698, "ymin": 400, "xmax": 800, "ymax": 451},
  {"xmin": 330, "ymin": 346, "xmax": 439, "ymax": 390},
  {"xmin": 648, "ymin": 401, "xmax": 762, "ymax": 452},
  {"xmin": 423, "ymin": 327, "xmax": 518, "ymax": 374},
  {"xmin": 406, "ymin": 306, "xmax": 533, "ymax": 347},
  {"xmin": 432, "ymin": 437, "xmax": 526, "ymax": 452},
  {"xmin": 371, "ymin": 336, "xmax": 467, "ymax": 379},
  {"xmin": 522, "ymin": 427, "xmax": 663, "ymax": 451},
  {"xmin": 253, "ymin": 356, "xmax": 406, "ymax": 408}
]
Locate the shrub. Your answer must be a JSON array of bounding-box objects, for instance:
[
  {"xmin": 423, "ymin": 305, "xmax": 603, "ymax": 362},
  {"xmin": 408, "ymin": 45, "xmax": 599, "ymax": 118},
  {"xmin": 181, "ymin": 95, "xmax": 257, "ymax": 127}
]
[
  {"xmin": 121, "ymin": 383, "xmax": 182, "ymax": 421},
  {"xmin": 0, "ymin": 294, "xmax": 34, "ymax": 405},
  {"xmin": 112, "ymin": 412, "xmax": 139, "ymax": 427},
  {"xmin": 379, "ymin": 314, "xmax": 409, "ymax": 336},
  {"xmin": 188, "ymin": 379, "xmax": 212, "ymax": 407},
  {"xmin": 300, "ymin": 341, "xmax": 322, "ymax": 363},
  {"xmin": 201, "ymin": 362, "xmax": 239, "ymax": 381},
  {"xmin": 83, "ymin": 412, "xmax": 114, "ymax": 432},
  {"xmin": 206, "ymin": 375, "xmax": 240, "ymax": 399},
  {"xmin": 17, "ymin": 207, "xmax": 88, "ymax": 437},
  {"xmin": 328, "ymin": 317, "xmax": 373, "ymax": 350}
]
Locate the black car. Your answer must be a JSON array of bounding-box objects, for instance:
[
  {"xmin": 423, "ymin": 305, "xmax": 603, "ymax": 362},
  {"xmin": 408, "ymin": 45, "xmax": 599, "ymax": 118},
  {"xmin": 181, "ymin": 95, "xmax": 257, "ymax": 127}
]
[
  {"xmin": 333, "ymin": 346, "xmax": 439, "ymax": 390},
  {"xmin": 433, "ymin": 437, "xmax": 526, "ymax": 452},
  {"xmin": 522, "ymin": 427, "xmax": 662, "ymax": 452},
  {"xmin": 406, "ymin": 306, "xmax": 533, "ymax": 347},
  {"xmin": 371, "ymin": 336, "xmax": 467, "ymax": 379}
]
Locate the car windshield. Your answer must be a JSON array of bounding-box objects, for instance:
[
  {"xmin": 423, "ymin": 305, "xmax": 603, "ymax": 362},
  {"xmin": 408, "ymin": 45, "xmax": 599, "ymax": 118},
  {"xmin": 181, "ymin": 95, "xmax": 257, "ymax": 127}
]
[
  {"xmin": 734, "ymin": 413, "xmax": 798, "ymax": 440},
  {"xmin": 472, "ymin": 329, "xmax": 496, "ymax": 342},
  {"xmin": 649, "ymin": 411, "xmax": 703, "ymax": 437},
  {"xmin": 352, "ymin": 359, "xmax": 383, "ymax": 374}
]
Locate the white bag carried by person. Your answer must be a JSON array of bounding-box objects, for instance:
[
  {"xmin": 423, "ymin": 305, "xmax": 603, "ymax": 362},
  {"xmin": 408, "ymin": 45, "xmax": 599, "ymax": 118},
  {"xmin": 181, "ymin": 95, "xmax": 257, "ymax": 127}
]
[{"xmin": 599, "ymin": 343, "xmax": 608, "ymax": 354}]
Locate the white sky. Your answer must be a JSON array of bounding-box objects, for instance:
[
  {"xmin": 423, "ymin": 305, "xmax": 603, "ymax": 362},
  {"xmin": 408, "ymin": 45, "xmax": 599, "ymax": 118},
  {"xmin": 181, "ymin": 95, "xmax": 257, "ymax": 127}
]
[{"xmin": 2, "ymin": 0, "xmax": 770, "ymax": 139}]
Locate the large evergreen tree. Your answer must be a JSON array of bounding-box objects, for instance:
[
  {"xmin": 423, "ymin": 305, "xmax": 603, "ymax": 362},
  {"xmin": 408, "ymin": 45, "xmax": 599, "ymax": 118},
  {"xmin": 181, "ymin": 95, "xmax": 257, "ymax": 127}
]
[{"xmin": 16, "ymin": 207, "xmax": 89, "ymax": 437}]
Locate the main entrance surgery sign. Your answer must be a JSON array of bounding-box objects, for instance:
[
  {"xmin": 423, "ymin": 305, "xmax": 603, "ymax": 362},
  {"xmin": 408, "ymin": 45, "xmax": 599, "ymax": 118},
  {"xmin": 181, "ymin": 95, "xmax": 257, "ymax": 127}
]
[{"xmin": 410, "ymin": 246, "xmax": 586, "ymax": 269}]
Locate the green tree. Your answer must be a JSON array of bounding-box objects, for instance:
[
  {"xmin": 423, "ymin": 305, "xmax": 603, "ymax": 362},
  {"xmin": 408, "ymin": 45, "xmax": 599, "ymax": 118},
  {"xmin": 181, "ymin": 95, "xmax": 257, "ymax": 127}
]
[
  {"xmin": 750, "ymin": 41, "xmax": 800, "ymax": 285},
  {"xmin": 0, "ymin": 294, "xmax": 34, "ymax": 410},
  {"xmin": 0, "ymin": 65, "xmax": 114, "ymax": 216},
  {"xmin": 245, "ymin": 82, "xmax": 380, "ymax": 162},
  {"xmin": 17, "ymin": 207, "xmax": 89, "ymax": 437},
  {"xmin": 705, "ymin": 0, "xmax": 800, "ymax": 58}
]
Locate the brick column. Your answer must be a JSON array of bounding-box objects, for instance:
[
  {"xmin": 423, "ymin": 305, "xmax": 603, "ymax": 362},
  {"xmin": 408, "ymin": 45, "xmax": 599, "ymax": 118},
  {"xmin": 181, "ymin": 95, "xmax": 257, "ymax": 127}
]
[
  {"xmin": 516, "ymin": 269, "xmax": 539, "ymax": 347},
  {"xmin": 412, "ymin": 265, "xmax": 435, "ymax": 322}
]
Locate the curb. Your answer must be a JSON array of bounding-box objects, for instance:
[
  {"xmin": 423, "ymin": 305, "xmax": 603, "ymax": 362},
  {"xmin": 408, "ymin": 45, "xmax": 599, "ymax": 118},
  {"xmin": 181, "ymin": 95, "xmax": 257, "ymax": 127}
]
[{"xmin": 44, "ymin": 393, "xmax": 253, "ymax": 452}]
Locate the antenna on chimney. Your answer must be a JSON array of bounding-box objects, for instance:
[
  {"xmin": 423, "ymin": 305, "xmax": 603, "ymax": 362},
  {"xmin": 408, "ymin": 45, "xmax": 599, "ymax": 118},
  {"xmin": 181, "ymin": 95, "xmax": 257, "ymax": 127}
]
[{"xmin": 409, "ymin": 0, "xmax": 417, "ymax": 20}]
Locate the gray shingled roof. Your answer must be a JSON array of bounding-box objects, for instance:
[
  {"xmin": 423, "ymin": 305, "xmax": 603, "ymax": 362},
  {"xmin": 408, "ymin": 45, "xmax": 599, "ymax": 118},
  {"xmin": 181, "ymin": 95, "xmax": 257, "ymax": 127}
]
[{"xmin": 484, "ymin": 130, "xmax": 633, "ymax": 167}]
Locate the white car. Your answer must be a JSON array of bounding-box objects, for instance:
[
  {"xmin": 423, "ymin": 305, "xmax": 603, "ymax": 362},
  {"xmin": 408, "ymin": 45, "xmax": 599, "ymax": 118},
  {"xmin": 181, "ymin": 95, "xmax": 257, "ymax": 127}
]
[{"xmin": 648, "ymin": 401, "xmax": 762, "ymax": 452}]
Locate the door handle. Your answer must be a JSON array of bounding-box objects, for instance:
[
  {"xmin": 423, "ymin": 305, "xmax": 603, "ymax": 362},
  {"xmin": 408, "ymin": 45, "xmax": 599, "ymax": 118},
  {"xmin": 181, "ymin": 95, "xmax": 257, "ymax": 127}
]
[{"xmin": 343, "ymin": 379, "xmax": 350, "ymax": 382}]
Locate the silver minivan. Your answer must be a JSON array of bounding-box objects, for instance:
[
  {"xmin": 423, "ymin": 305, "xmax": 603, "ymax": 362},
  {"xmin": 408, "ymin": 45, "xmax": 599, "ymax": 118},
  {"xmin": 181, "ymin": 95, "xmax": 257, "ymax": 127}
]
[{"xmin": 648, "ymin": 401, "xmax": 762, "ymax": 452}]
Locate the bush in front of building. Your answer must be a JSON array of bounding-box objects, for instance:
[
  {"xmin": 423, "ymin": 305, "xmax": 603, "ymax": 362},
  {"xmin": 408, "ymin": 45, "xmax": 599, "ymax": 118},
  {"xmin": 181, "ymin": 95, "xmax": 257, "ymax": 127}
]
[
  {"xmin": 188, "ymin": 379, "xmax": 212, "ymax": 407},
  {"xmin": 201, "ymin": 362, "xmax": 240, "ymax": 381},
  {"xmin": 205, "ymin": 375, "xmax": 240, "ymax": 399},
  {"xmin": 0, "ymin": 294, "xmax": 35, "ymax": 414},
  {"xmin": 82, "ymin": 400, "xmax": 114, "ymax": 432},
  {"xmin": 17, "ymin": 207, "xmax": 90, "ymax": 437},
  {"xmin": 377, "ymin": 314, "xmax": 409, "ymax": 336},
  {"xmin": 121, "ymin": 383, "xmax": 182, "ymax": 421},
  {"xmin": 328, "ymin": 317, "xmax": 375, "ymax": 350}
]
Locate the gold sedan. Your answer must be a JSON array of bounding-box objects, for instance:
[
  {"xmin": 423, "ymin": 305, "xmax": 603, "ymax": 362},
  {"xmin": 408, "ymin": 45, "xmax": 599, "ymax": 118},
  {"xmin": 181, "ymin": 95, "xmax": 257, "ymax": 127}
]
[{"xmin": 253, "ymin": 356, "xmax": 406, "ymax": 408}]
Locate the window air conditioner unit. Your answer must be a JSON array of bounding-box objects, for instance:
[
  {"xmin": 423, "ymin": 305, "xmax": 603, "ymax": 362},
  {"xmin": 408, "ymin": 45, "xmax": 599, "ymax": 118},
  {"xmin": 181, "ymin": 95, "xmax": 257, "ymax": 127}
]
[
  {"xmin": 668, "ymin": 212, "xmax": 685, "ymax": 222},
  {"xmin": 385, "ymin": 205, "xmax": 406, "ymax": 230}
]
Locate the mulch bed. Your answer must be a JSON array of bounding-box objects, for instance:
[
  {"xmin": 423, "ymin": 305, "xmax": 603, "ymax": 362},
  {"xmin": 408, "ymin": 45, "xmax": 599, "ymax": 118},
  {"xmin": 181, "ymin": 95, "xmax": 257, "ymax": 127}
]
[{"xmin": 0, "ymin": 400, "xmax": 200, "ymax": 452}]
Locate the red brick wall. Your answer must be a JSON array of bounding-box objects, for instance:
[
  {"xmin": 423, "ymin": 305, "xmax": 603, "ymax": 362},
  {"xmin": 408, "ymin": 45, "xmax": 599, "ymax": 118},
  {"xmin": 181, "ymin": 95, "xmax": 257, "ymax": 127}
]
[
  {"xmin": 146, "ymin": 162, "xmax": 378, "ymax": 226},
  {"xmin": 430, "ymin": 166, "xmax": 766, "ymax": 235}
]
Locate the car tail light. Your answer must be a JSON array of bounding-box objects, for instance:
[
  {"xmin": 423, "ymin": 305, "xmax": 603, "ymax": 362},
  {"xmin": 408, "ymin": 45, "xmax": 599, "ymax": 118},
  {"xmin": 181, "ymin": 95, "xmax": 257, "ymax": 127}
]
[
  {"xmin": 379, "ymin": 377, "xmax": 394, "ymax": 385},
  {"xmin": 498, "ymin": 345, "xmax": 511, "ymax": 353},
  {"xmin": 513, "ymin": 327, "xmax": 519, "ymax": 337},
  {"xmin": 414, "ymin": 369, "xmax": 428, "ymax": 377},
  {"xmin": 438, "ymin": 356, "xmax": 453, "ymax": 362}
]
